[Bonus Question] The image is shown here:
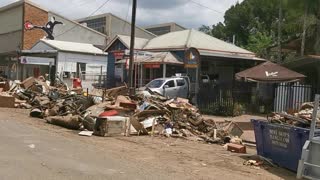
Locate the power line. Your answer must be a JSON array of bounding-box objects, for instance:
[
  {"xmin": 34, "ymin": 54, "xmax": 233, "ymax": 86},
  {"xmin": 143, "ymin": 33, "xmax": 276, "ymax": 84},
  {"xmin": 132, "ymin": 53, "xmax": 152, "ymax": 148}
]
[
  {"xmin": 188, "ymin": 0, "xmax": 224, "ymax": 14},
  {"xmin": 61, "ymin": 0, "xmax": 99, "ymax": 16},
  {"xmin": 55, "ymin": 0, "xmax": 112, "ymax": 38},
  {"xmin": 122, "ymin": 0, "xmax": 132, "ymax": 34}
]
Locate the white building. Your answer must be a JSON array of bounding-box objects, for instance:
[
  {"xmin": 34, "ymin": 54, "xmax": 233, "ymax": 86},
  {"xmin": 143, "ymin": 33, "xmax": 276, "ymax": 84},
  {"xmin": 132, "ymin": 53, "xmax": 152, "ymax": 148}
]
[{"xmin": 22, "ymin": 39, "xmax": 107, "ymax": 89}]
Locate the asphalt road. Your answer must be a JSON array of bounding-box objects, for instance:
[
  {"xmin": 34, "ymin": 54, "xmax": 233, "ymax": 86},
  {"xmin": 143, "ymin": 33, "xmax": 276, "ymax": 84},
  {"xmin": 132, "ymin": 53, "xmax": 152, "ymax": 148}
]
[{"xmin": 0, "ymin": 117, "xmax": 174, "ymax": 180}]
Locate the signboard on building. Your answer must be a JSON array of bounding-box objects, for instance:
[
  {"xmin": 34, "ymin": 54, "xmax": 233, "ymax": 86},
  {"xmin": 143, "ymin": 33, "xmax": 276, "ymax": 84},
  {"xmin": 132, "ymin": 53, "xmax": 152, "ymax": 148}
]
[
  {"xmin": 20, "ymin": 56, "xmax": 55, "ymax": 65},
  {"xmin": 144, "ymin": 64, "xmax": 160, "ymax": 69},
  {"xmin": 184, "ymin": 48, "xmax": 200, "ymax": 68},
  {"xmin": 113, "ymin": 51, "xmax": 125, "ymax": 60}
]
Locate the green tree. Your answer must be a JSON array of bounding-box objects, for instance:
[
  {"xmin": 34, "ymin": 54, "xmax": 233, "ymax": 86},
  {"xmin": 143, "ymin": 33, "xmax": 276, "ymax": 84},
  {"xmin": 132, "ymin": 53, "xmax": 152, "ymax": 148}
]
[
  {"xmin": 245, "ymin": 32, "xmax": 273, "ymax": 57},
  {"xmin": 198, "ymin": 0, "xmax": 320, "ymax": 60},
  {"xmin": 199, "ymin": 23, "xmax": 227, "ymax": 41}
]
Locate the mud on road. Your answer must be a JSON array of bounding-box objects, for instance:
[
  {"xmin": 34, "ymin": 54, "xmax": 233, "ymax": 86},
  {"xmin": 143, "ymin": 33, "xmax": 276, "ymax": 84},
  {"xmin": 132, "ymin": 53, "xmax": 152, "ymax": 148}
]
[{"xmin": 0, "ymin": 108, "xmax": 296, "ymax": 180}]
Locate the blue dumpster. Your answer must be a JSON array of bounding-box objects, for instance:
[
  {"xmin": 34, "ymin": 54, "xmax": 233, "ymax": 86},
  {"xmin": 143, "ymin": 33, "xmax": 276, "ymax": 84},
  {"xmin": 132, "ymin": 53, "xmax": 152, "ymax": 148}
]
[{"xmin": 251, "ymin": 119, "xmax": 319, "ymax": 172}]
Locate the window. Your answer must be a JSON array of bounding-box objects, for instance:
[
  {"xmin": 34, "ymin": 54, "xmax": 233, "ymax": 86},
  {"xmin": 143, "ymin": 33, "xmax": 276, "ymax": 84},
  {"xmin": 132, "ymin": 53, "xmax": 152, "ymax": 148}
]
[
  {"xmin": 146, "ymin": 79, "xmax": 165, "ymax": 88},
  {"xmin": 145, "ymin": 26, "xmax": 171, "ymax": 35},
  {"xmin": 79, "ymin": 17, "xmax": 106, "ymax": 34},
  {"xmin": 176, "ymin": 79, "xmax": 185, "ymax": 86},
  {"xmin": 165, "ymin": 80, "xmax": 175, "ymax": 88}
]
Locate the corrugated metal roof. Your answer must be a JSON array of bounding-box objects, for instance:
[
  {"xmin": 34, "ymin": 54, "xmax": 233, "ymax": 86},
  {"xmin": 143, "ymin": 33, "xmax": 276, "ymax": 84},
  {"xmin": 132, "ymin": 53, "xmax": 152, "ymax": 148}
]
[
  {"xmin": 144, "ymin": 30, "xmax": 190, "ymax": 49},
  {"xmin": 143, "ymin": 29, "xmax": 259, "ymax": 59},
  {"xmin": 40, "ymin": 39, "xmax": 106, "ymax": 55}
]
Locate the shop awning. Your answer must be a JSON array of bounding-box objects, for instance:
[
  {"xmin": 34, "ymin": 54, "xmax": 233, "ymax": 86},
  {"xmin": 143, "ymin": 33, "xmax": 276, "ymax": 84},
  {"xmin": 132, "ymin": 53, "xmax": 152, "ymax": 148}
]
[{"xmin": 235, "ymin": 61, "xmax": 306, "ymax": 83}]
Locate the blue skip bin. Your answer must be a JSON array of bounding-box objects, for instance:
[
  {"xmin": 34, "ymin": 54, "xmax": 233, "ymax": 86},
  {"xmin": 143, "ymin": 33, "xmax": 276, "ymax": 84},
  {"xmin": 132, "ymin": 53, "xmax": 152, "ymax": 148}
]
[{"xmin": 251, "ymin": 119, "xmax": 318, "ymax": 172}]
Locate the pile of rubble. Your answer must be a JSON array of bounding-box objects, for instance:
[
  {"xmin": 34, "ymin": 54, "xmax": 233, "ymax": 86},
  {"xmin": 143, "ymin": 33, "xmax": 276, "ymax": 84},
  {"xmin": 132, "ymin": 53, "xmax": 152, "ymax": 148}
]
[
  {"xmin": 269, "ymin": 102, "xmax": 320, "ymax": 128},
  {"xmin": 0, "ymin": 76, "xmax": 243, "ymax": 144}
]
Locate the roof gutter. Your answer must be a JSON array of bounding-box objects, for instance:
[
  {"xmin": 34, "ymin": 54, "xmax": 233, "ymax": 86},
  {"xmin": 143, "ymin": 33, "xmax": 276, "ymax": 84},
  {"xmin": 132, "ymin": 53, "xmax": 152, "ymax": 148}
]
[{"xmin": 21, "ymin": 50, "xmax": 58, "ymax": 54}]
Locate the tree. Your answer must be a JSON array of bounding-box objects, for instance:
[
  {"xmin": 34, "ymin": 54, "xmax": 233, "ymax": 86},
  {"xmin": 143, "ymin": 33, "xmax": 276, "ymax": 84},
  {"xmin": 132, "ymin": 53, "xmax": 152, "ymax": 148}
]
[
  {"xmin": 198, "ymin": 25, "xmax": 211, "ymax": 35},
  {"xmin": 199, "ymin": 23, "xmax": 228, "ymax": 41},
  {"xmin": 245, "ymin": 32, "xmax": 273, "ymax": 57},
  {"xmin": 199, "ymin": 0, "xmax": 320, "ymax": 60}
]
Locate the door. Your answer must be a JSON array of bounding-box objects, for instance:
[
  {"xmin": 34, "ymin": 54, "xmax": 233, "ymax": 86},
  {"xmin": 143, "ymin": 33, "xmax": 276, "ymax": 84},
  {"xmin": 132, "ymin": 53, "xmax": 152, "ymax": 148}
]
[
  {"xmin": 176, "ymin": 79, "xmax": 188, "ymax": 98},
  {"xmin": 163, "ymin": 80, "xmax": 177, "ymax": 98},
  {"xmin": 76, "ymin": 62, "xmax": 86, "ymax": 78}
]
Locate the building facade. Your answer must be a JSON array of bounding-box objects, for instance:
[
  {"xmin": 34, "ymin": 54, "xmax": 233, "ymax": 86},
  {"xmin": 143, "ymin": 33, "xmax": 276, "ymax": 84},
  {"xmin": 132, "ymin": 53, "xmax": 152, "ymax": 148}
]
[
  {"xmin": 77, "ymin": 13, "xmax": 156, "ymax": 43},
  {"xmin": 143, "ymin": 22, "xmax": 186, "ymax": 36},
  {"xmin": 0, "ymin": 0, "xmax": 107, "ymax": 80},
  {"xmin": 22, "ymin": 39, "xmax": 107, "ymax": 90},
  {"xmin": 105, "ymin": 30, "xmax": 265, "ymax": 115}
]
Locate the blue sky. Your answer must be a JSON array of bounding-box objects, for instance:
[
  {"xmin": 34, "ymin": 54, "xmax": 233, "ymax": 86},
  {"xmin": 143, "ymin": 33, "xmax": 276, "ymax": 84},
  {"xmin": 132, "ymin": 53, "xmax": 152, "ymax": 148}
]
[{"xmin": 0, "ymin": 0, "xmax": 242, "ymax": 28}]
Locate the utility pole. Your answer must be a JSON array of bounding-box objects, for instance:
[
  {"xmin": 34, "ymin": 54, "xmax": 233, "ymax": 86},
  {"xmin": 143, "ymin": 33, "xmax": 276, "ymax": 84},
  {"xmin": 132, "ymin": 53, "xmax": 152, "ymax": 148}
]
[
  {"xmin": 277, "ymin": 0, "xmax": 282, "ymax": 62},
  {"xmin": 128, "ymin": 0, "xmax": 137, "ymax": 96},
  {"xmin": 232, "ymin": 35, "xmax": 236, "ymax": 45}
]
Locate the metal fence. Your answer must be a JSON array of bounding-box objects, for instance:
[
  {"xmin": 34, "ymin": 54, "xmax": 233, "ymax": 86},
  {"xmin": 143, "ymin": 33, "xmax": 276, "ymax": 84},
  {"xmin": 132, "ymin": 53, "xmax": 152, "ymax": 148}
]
[
  {"xmin": 61, "ymin": 72, "xmax": 107, "ymax": 91},
  {"xmin": 274, "ymin": 83, "xmax": 315, "ymax": 112},
  {"xmin": 198, "ymin": 82, "xmax": 273, "ymax": 116},
  {"xmin": 198, "ymin": 84, "xmax": 234, "ymax": 116},
  {"xmin": 198, "ymin": 82, "xmax": 319, "ymax": 116},
  {"xmin": 80, "ymin": 73, "xmax": 107, "ymax": 91}
]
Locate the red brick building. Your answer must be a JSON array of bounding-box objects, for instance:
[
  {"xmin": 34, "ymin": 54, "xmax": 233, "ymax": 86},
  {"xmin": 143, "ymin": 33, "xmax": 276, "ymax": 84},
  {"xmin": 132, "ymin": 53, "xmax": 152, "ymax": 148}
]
[{"xmin": 0, "ymin": 0, "xmax": 106, "ymax": 79}]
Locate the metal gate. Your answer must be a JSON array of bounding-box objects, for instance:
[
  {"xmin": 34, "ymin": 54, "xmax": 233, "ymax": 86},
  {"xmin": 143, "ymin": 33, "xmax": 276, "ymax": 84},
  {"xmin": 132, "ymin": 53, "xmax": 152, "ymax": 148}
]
[
  {"xmin": 198, "ymin": 82, "xmax": 318, "ymax": 116},
  {"xmin": 274, "ymin": 83, "xmax": 315, "ymax": 112}
]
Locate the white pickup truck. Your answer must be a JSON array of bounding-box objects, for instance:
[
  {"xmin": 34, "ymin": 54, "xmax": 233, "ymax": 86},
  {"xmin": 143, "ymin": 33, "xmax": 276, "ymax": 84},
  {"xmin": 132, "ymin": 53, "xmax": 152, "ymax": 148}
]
[{"xmin": 139, "ymin": 76, "xmax": 191, "ymax": 99}]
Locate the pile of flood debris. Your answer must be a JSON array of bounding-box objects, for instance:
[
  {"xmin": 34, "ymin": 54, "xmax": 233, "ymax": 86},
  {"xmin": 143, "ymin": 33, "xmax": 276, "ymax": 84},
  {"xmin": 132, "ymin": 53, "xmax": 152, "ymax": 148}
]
[
  {"xmin": 0, "ymin": 76, "xmax": 243, "ymax": 144},
  {"xmin": 269, "ymin": 102, "xmax": 320, "ymax": 128}
]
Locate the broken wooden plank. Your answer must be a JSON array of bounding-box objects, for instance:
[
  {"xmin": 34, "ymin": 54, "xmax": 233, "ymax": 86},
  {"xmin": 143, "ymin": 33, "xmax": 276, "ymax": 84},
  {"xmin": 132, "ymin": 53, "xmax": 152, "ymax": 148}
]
[
  {"xmin": 130, "ymin": 116, "xmax": 148, "ymax": 135},
  {"xmin": 21, "ymin": 77, "xmax": 36, "ymax": 89}
]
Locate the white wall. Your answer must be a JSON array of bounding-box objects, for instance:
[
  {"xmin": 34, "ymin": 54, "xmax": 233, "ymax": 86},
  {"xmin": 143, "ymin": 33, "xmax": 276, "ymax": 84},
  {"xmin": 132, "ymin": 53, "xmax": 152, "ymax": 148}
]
[
  {"xmin": 57, "ymin": 52, "xmax": 107, "ymax": 73},
  {"xmin": 0, "ymin": 5, "xmax": 23, "ymax": 53},
  {"xmin": 109, "ymin": 15, "xmax": 155, "ymax": 40},
  {"xmin": 0, "ymin": 30, "xmax": 22, "ymax": 54},
  {"xmin": 0, "ymin": 5, "xmax": 23, "ymax": 34}
]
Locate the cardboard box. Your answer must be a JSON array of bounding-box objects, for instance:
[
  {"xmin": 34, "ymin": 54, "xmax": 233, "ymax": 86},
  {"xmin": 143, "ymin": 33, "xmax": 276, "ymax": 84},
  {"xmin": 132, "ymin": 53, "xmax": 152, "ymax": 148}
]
[
  {"xmin": 21, "ymin": 77, "xmax": 35, "ymax": 89},
  {"xmin": 0, "ymin": 95, "xmax": 15, "ymax": 108}
]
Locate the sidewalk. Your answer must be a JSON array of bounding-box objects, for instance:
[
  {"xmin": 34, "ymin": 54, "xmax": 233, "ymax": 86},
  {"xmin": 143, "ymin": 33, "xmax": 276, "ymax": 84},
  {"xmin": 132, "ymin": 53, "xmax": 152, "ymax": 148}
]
[{"xmin": 202, "ymin": 114, "xmax": 267, "ymax": 143}]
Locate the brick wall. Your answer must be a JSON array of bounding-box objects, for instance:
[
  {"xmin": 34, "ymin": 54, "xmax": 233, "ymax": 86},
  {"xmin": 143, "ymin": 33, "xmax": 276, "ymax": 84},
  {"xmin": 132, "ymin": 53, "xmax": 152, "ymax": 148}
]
[{"xmin": 22, "ymin": 2, "xmax": 48, "ymax": 50}]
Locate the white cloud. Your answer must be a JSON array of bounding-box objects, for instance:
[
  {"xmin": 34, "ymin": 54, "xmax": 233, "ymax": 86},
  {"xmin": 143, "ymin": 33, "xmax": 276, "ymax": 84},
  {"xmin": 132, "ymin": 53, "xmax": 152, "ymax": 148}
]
[{"xmin": 0, "ymin": 0, "xmax": 242, "ymax": 28}]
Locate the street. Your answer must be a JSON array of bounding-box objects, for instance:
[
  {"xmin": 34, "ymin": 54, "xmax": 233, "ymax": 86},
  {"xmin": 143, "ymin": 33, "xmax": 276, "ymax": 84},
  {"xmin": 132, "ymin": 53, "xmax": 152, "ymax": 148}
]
[{"xmin": 0, "ymin": 108, "xmax": 296, "ymax": 180}]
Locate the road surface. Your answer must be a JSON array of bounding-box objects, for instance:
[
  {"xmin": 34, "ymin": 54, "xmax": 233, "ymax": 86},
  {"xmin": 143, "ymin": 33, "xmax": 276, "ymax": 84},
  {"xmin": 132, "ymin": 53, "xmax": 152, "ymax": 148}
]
[{"xmin": 0, "ymin": 108, "xmax": 296, "ymax": 180}]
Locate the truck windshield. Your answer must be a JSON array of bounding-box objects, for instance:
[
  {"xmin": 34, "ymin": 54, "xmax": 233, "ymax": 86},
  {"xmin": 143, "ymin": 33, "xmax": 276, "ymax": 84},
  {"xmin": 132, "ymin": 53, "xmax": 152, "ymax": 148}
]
[{"xmin": 146, "ymin": 79, "xmax": 165, "ymax": 88}]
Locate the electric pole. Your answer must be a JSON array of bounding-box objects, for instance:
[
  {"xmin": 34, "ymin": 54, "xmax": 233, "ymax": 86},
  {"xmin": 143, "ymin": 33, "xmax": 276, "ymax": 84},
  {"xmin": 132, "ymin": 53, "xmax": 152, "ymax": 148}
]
[{"xmin": 128, "ymin": 0, "xmax": 137, "ymax": 96}]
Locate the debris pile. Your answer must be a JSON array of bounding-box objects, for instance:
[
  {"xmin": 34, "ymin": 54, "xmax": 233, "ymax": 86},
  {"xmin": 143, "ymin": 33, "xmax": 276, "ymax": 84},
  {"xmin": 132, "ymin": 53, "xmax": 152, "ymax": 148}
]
[
  {"xmin": 0, "ymin": 76, "xmax": 244, "ymax": 144},
  {"xmin": 76, "ymin": 88, "xmax": 243, "ymax": 143},
  {"xmin": 269, "ymin": 102, "xmax": 320, "ymax": 128}
]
